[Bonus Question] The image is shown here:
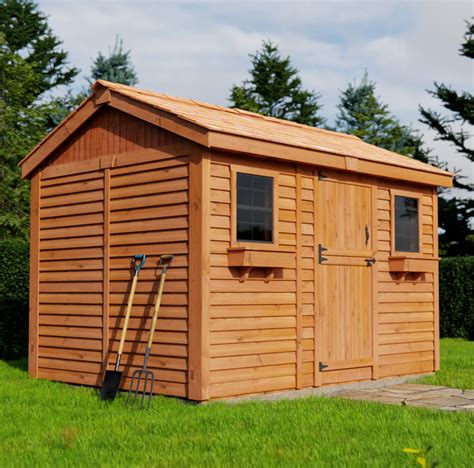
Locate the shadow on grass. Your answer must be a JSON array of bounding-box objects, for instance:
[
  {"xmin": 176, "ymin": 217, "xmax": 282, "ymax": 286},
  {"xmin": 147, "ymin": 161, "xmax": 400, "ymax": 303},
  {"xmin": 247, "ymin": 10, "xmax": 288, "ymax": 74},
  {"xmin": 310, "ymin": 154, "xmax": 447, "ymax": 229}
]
[{"xmin": 4, "ymin": 357, "xmax": 28, "ymax": 372}]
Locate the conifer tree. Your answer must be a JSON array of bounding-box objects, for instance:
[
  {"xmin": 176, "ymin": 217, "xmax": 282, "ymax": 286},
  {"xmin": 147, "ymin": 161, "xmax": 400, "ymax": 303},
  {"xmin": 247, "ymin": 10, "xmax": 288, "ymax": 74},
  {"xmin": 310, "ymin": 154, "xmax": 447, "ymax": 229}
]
[
  {"xmin": 0, "ymin": 0, "xmax": 77, "ymax": 239},
  {"xmin": 335, "ymin": 71, "xmax": 431, "ymax": 162},
  {"xmin": 420, "ymin": 21, "xmax": 473, "ymax": 192},
  {"xmin": 230, "ymin": 41, "xmax": 324, "ymax": 126},
  {"xmin": 88, "ymin": 36, "xmax": 138, "ymax": 86}
]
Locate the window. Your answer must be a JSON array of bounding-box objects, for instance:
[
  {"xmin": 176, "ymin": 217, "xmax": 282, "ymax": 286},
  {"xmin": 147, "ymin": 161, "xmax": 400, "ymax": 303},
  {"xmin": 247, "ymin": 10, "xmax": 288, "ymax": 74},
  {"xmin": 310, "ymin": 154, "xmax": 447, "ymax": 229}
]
[
  {"xmin": 236, "ymin": 172, "xmax": 273, "ymax": 243},
  {"xmin": 394, "ymin": 195, "xmax": 419, "ymax": 252}
]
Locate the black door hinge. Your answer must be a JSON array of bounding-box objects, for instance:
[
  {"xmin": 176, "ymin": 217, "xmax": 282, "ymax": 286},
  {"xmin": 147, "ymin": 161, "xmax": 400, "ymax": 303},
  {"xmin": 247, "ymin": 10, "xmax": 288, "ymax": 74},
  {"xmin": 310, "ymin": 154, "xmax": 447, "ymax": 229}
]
[
  {"xmin": 319, "ymin": 362, "xmax": 329, "ymax": 372},
  {"xmin": 318, "ymin": 244, "xmax": 328, "ymax": 264},
  {"xmin": 318, "ymin": 170, "xmax": 328, "ymax": 181}
]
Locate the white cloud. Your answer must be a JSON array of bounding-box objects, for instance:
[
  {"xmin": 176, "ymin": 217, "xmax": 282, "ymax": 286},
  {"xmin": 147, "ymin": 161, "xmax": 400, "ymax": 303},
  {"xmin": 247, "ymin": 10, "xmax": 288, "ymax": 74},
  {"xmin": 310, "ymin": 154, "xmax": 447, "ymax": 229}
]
[{"xmin": 40, "ymin": 0, "xmax": 473, "ymax": 192}]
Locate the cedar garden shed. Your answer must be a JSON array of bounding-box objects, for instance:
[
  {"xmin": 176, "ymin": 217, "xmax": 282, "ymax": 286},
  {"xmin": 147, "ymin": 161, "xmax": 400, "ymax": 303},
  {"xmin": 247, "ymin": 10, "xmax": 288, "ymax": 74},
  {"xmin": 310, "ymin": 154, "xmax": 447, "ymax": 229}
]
[{"xmin": 20, "ymin": 80, "xmax": 453, "ymax": 401}]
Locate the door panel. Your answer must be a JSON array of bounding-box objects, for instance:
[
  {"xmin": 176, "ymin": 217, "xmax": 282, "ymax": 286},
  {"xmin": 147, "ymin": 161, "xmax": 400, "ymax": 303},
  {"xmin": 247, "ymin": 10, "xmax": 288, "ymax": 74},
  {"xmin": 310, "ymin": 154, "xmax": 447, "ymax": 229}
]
[
  {"xmin": 319, "ymin": 178, "xmax": 372, "ymax": 251},
  {"xmin": 319, "ymin": 265, "xmax": 372, "ymax": 368},
  {"xmin": 318, "ymin": 172, "xmax": 375, "ymax": 381}
]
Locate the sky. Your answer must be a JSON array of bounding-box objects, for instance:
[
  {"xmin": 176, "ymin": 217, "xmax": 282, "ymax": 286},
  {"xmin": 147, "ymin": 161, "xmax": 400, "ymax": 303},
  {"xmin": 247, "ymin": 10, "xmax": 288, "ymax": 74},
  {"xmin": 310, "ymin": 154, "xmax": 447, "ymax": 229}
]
[{"xmin": 39, "ymin": 0, "xmax": 473, "ymax": 193}]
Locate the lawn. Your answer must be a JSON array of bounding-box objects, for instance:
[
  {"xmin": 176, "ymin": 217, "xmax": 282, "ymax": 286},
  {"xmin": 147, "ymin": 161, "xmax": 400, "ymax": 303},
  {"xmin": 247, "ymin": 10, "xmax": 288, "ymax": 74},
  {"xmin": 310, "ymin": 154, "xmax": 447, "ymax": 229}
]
[
  {"xmin": 417, "ymin": 338, "xmax": 474, "ymax": 389},
  {"xmin": 0, "ymin": 339, "xmax": 472, "ymax": 467}
]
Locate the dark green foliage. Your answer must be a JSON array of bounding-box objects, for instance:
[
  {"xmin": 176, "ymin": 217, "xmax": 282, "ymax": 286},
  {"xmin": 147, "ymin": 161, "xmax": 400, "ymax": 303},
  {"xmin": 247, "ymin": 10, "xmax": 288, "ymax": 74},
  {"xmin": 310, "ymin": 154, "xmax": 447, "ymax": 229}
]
[
  {"xmin": 0, "ymin": 0, "xmax": 77, "ymax": 240},
  {"xmin": 335, "ymin": 71, "xmax": 431, "ymax": 163},
  {"xmin": 438, "ymin": 197, "xmax": 474, "ymax": 256},
  {"xmin": 439, "ymin": 257, "xmax": 474, "ymax": 339},
  {"xmin": 0, "ymin": 239, "xmax": 29, "ymax": 359},
  {"xmin": 230, "ymin": 40, "xmax": 324, "ymax": 126},
  {"xmin": 88, "ymin": 36, "xmax": 138, "ymax": 86},
  {"xmin": 419, "ymin": 21, "xmax": 473, "ymax": 191},
  {"xmin": 0, "ymin": 0, "xmax": 78, "ymax": 104}
]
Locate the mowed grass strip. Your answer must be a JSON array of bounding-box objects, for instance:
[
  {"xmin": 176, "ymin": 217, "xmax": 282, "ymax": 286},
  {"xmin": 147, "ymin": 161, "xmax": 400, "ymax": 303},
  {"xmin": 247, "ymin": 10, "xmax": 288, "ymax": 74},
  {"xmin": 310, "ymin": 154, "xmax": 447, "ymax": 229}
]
[
  {"xmin": 417, "ymin": 338, "xmax": 474, "ymax": 389},
  {"xmin": 0, "ymin": 339, "xmax": 472, "ymax": 467}
]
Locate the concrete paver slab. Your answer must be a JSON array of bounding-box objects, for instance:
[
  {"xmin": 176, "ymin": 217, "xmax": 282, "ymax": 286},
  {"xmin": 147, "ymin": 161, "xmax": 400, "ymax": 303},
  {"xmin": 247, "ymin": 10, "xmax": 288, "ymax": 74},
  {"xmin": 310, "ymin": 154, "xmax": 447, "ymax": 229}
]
[{"xmin": 335, "ymin": 385, "xmax": 474, "ymax": 412}]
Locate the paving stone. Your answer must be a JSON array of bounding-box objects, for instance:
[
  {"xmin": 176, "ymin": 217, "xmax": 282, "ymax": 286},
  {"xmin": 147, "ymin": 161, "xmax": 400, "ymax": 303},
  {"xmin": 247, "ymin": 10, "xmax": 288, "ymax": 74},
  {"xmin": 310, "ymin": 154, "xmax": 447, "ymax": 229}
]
[
  {"xmin": 333, "ymin": 383, "xmax": 474, "ymax": 412},
  {"xmin": 404, "ymin": 400, "xmax": 445, "ymax": 409},
  {"xmin": 415, "ymin": 395, "xmax": 472, "ymax": 407},
  {"xmin": 458, "ymin": 404, "xmax": 474, "ymax": 410},
  {"xmin": 380, "ymin": 388, "xmax": 420, "ymax": 395},
  {"xmin": 391, "ymin": 383, "xmax": 448, "ymax": 391},
  {"xmin": 404, "ymin": 390, "xmax": 462, "ymax": 401}
]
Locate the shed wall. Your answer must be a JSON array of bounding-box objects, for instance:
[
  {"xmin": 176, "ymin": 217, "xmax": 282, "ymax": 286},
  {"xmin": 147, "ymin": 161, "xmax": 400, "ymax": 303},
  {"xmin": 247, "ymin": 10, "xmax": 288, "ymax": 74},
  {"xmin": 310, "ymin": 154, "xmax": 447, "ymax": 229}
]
[
  {"xmin": 208, "ymin": 152, "xmax": 316, "ymax": 398},
  {"xmin": 34, "ymin": 108, "xmax": 192, "ymax": 397},
  {"xmin": 376, "ymin": 182, "xmax": 437, "ymax": 378}
]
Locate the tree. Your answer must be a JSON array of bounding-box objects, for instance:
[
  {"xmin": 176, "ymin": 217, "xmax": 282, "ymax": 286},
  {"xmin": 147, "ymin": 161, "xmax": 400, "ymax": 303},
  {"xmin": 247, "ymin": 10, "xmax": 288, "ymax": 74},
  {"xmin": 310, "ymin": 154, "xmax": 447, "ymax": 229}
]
[
  {"xmin": 88, "ymin": 36, "xmax": 138, "ymax": 86},
  {"xmin": 419, "ymin": 21, "xmax": 473, "ymax": 192},
  {"xmin": 335, "ymin": 71, "xmax": 431, "ymax": 162},
  {"xmin": 230, "ymin": 40, "xmax": 324, "ymax": 126},
  {"xmin": 0, "ymin": 0, "xmax": 77, "ymax": 239},
  {"xmin": 0, "ymin": 0, "xmax": 78, "ymax": 105},
  {"xmin": 438, "ymin": 197, "xmax": 474, "ymax": 256}
]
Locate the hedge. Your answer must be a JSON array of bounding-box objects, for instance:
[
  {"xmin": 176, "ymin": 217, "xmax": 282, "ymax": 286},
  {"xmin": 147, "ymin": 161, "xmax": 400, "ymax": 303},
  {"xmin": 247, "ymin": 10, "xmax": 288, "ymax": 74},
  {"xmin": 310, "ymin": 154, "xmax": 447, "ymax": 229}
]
[
  {"xmin": 0, "ymin": 240, "xmax": 472, "ymax": 361},
  {"xmin": 439, "ymin": 257, "xmax": 474, "ymax": 340},
  {"xmin": 0, "ymin": 239, "xmax": 29, "ymax": 360}
]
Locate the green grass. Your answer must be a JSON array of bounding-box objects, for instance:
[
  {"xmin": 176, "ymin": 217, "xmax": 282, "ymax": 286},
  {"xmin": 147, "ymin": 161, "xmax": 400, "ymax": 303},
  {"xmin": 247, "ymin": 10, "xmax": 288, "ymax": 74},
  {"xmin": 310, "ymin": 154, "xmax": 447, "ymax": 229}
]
[
  {"xmin": 417, "ymin": 338, "xmax": 474, "ymax": 389},
  {"xmin": 0, "ymin": 339, "xmax": 473, "ymax": 467}
]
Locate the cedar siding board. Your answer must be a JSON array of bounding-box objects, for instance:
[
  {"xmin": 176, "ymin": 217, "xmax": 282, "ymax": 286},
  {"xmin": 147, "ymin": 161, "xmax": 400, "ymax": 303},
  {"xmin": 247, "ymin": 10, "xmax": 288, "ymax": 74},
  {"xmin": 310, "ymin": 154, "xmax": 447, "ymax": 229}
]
[{"xmin": 22, "ymin": 82, "xmax": 449, "ymax": 401}]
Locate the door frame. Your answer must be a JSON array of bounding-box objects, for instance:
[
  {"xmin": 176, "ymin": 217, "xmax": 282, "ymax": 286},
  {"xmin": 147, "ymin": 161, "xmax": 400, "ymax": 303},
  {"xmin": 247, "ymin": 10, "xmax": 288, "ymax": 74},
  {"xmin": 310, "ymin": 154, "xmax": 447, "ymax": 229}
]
[{"xmin": 314, "ymin": 169, "xmax": 379, "ymax": 386}]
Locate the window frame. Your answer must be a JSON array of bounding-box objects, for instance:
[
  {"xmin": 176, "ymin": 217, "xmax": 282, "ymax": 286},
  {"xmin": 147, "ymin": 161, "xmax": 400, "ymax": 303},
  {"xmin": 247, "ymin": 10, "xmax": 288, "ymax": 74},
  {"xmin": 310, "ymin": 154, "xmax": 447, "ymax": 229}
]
[
  {"xmin": 390, "ymin": 188, "xmax": 423, "ymax": 257},
  {"xmin": 230, "ymin": 165, "xmax": 279, "ymax": 249}
]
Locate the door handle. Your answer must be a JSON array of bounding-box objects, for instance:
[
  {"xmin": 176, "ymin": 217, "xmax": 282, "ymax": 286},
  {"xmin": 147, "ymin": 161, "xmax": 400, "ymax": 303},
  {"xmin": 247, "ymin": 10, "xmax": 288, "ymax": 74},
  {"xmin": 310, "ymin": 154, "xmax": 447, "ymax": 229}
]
[
  {"xmin": 365, "ymin": 257, "xmax": 376, "ymax": 266},
  {"xmin": 365, "ymin": 225, "xmax": 370, "ymax": 245}
]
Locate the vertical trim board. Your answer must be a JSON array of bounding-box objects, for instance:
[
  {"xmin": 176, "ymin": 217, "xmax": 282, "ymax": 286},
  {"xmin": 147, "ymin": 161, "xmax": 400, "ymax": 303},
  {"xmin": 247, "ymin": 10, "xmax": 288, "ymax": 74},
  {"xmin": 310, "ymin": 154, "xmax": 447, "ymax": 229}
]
[
  {"xmin": 188, "ymin": 147, "xmax": 211, "ymax": 400},
  {"xmin": 295, "ymin": 165, "xmax": 303, "ymax": 389},
  {"xmin": 28, "ymin": 172, "xmax": 41, "ymax": 378},
  {"xmin": 102, "ymin": 168, "xmax": 111, "ymax": 369}
]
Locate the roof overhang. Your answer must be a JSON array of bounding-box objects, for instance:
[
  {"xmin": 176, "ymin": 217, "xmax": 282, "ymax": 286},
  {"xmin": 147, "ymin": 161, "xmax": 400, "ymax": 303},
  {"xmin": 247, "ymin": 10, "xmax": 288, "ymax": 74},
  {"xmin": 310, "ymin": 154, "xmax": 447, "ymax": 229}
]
[{"xmin": 19, "ymin": 82, "xmax": 453, "ymax": 188}]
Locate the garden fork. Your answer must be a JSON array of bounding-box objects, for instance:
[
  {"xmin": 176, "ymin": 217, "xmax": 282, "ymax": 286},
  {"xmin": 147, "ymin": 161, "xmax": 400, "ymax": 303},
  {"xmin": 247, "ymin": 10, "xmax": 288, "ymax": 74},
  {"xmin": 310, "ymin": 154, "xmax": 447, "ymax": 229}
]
[{"xmin": 127, "ymin": 254, "xmax": 174, "ymax": 409}]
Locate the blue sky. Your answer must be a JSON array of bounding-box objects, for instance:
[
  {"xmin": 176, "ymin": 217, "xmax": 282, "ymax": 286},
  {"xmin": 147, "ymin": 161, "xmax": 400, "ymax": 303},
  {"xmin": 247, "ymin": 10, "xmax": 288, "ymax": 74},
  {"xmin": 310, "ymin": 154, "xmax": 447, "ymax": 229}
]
[{"xmin": 39, "ymin": 0, "xmax": 473, "ymax": 191}]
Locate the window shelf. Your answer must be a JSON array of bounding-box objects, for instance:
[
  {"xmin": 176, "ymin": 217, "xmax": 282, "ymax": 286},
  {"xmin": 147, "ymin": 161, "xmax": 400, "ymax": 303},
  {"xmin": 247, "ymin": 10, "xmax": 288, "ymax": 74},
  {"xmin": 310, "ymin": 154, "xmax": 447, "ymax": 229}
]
[
  {"xmin": 227, "ymin": 247, "xmax": 295, "ymax": 282},
  {"xmin": 388, "ymin": 256, "xmax": 439, "ymax": 284}
]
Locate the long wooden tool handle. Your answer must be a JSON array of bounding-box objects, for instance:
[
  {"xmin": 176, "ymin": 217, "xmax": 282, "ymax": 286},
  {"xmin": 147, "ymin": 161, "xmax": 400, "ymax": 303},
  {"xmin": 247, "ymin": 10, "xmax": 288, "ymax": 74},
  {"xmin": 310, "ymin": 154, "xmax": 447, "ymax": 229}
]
[
  {"xmin": 118, "ymin": 273, "xmax": 139, "ymax": 359},
  {"xmin": 147, "ymin": 256, "xmax": 173, "ymax": 349}
]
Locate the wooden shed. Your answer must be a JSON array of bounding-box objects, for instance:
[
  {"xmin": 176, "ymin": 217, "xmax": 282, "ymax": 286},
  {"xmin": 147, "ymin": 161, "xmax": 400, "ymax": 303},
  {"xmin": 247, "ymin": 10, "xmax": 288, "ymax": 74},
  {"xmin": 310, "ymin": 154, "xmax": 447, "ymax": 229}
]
[{"xmin": 20, "ymin": 80, "xmax": 453, "ymax": 401}]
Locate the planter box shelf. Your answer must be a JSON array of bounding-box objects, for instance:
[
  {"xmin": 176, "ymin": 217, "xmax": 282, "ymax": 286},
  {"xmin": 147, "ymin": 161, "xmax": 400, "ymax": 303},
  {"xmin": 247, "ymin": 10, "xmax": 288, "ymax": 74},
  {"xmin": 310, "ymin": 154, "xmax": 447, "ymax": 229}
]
[
  {"xmin": 227, "ymin": 247, "xmax": 295, "ymax": 282},
  {"xmin": 388, "ymin": 256, "xmax": 439, "ymax": 283}
]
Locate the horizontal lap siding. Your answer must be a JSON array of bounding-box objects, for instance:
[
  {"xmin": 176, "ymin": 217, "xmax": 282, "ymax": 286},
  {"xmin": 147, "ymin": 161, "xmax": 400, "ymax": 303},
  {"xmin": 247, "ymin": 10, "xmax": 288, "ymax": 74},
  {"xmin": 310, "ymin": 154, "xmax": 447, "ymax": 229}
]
[
  {"xmin": 376, "ymin": 184, "xmax": 436, "ymax": 378},
  {"xmin": 209, "ymin": 156, "xmax": 314, "ymax": 398},
  {"xmin": 38, "ymin": 170, "xmax": 105, "ymax": 386},
  {"xmin": 108, "ymin": 155, "xmax": 189, "ymax": 398},
  {"xmin": 37, "ymin": 109, "xmax": 190, "ymax": 398},
  {"xmin": 299, "ymin": 170, "xmax": 316, "ymax": 387}
]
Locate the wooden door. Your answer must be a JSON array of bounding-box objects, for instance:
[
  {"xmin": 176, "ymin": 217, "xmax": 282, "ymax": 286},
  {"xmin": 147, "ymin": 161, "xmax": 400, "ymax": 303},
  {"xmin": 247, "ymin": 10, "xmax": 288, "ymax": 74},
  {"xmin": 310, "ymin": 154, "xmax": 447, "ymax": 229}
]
[{"xmin": 317, "ymin": 172, "xmax": 375, "ymax": 383}]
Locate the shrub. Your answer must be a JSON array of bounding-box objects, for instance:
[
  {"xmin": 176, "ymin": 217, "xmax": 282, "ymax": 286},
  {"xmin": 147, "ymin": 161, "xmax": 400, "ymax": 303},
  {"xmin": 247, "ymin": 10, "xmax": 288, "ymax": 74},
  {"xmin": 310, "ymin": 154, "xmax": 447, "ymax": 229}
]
[
  {"xmin": 439, "ymin": 257, "xmax": 474, "ymax": 340},
  {"xmin": 0, "ymin": 239, "xmax": 29, "ymax": 359}
]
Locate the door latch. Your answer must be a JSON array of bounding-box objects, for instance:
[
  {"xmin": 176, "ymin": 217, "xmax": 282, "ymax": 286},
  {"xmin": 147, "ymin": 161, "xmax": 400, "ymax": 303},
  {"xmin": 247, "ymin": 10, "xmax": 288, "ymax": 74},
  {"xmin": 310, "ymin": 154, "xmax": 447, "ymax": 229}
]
[{"xmin": 365, "ymin": 257, "xmax": 376, "ymax": 266}]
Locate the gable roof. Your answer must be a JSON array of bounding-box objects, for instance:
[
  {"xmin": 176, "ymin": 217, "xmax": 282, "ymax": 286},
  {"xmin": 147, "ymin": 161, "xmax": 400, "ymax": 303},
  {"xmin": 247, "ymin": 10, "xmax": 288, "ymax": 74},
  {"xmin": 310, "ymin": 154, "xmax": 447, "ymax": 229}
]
[{"xmin": 20, "ymin": 80, "xmax": 452, "ymax": 187}]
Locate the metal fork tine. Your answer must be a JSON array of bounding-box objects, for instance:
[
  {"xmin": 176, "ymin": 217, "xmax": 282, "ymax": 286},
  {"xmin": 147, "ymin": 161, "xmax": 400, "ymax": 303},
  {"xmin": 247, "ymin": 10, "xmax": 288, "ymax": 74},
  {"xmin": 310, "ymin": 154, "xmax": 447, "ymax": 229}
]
[
  {"xmin": 141, "ymin": 371, "xmax": 149, "ymax": 408},
  {"xmin": 133, "ymin": 371, "xmax": 143, "ymax": 407},
  {"xmin": 148, "ymin": 372, "xmax": 155, "ymax": 409}
]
